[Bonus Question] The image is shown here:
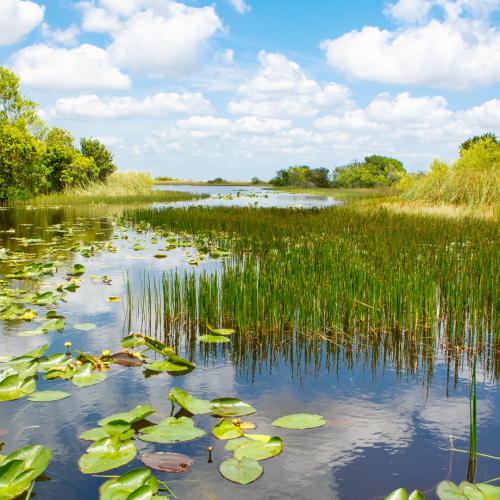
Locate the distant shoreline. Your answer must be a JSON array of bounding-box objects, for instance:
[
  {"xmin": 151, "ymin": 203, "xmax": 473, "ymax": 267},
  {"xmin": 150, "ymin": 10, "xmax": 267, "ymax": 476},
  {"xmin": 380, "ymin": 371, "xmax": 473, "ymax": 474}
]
[{"xmin": 155, "ymin": 180, "xmax": 269, "ymax": 186}]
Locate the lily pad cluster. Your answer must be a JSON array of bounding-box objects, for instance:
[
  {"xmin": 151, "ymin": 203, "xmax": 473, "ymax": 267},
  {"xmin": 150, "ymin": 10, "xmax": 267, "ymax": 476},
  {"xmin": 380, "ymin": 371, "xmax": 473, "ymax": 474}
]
[
  {"xmin": 385, "ymin": 488, "xmax": 425, "ymax": 500},
  {"xmin": 436, "ymin": 480, "xmax": 500, "ymax": 499}
]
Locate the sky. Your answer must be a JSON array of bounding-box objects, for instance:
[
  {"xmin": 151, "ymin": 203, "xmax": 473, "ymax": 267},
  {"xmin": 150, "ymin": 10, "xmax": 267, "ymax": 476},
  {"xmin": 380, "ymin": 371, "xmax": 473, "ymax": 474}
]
[{"xmin": 1, "ymin": 0, "xmax": 500, "ymax": 180}]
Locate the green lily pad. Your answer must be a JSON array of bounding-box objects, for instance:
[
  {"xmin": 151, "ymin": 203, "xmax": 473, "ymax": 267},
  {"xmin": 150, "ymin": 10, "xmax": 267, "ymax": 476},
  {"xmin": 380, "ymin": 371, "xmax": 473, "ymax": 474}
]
[
  {"xmin": 164, "ymin": 349, "xmax": 196, "ymax": 369},
  {"xmin": 37, "ymin": 353, "xmax": 69, "ymax": 372},
  {"xmin": 435, "ymin": 481, "xmax": 497, "ymax": 499},
  {"xmin": 1, "ymin": 356, "xmax": 37, "ymax": 371},
  {"xmin": 74, "ymin": 323, "xmax": 97, "ymax": 331},
  {"xmin": 72, "ymin": 363, "xmax": 107, "ymax": 387},
  {"xmin": 233, "ymin": 436, "xmax": 282, "ymax": 461},
  {"xmin": 24, "ymin": 345, "xmax": 49, "ymax": 358},
  {"xmin": 271, "ymin": 413, "xmax": 327, "ymax": 429},
  {"xmin": 139, "ymin": 417, "xmax": 206, "ymax": 444},
  {"xmin": 27, "ymin": 391, "xmax": 71, "ymax": 402},
  {"xmin": 207, "ymin": 324, "xmax": 236, "ymax": 336},
  {"xmin": 408, "ymin": 491, "xmax": 426, "ymax": 500},
  {"xmin": 17, "ymin": 330, "xmax": 46, "ymax": 337},
  {"xmin": 219, "ymin": 456, "xmax": 263, "ymax": 485},
  {"xmin": 210, "ymin": 398, "xmax": 257, "ymax": 417},
  {"xmin": 143, "ymin": 336, "xmax": 168, "ymax": 356},
  {"xmin": 476, "ymin": 484, "xmax": 500, "ymax": 499},
  {"xmin": 99, "ymin": 468, "xmax": 159, "ymax": 500},
  {"xmin": 198, "ymin": 335, "xmax": 230, "ymax": 343},
  {"xmin": 44, "ymin": 364, "xmax": 75, "ymax": 380},
  {"xmin": 79, "ymin": 420, "xmax": 134, "ymax": 442},
  {"xmin": 225, "ymin": 437, "xmax": 254, "ymax": 451},
  {"xmin": 0, "ymin": 371, "xmax": 36, "ymax": 401},
  {"xmin": 132, "ymin": 244, "xmax": 149, "ymax": 251},
  {"xmin": 107, "ymin": 296, "xmax": 122, "ymax": 302},
  {"xmin": 79, "ymin": 435, "xmax": 137, "ymax": 474},
  {"xmin": 98, "ymin": 405, "xmax": 156, "ymax": 426},
  {"xmin": 213, "ymin": 419, "xmax": 243, "ymax": 440},
  {"xmin": 36, "ymin": 318, "xmax": 65, "ymax": 332},
  {"xmin": 119, "ymin": 334, "xmax": 145, "ymax": 348},
  {"xmin": 144, "ymin": 361, "xmax": 189, "ymax": 373},
  {"xmin": 168, "ymin": 389, "xmax": 212, "ymax": 415},
  {"xmin": 154, "ymin": 253, "xmax": 167, "ymax": 259}
]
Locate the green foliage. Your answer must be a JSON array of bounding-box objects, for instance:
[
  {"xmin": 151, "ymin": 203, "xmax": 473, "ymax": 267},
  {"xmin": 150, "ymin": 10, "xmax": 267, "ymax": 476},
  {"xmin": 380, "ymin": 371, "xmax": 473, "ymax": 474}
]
[
  {"xmin": 401, "ymin": 136, "xmax": 500, "ymax": 206},
  {"xmin": 80, "ymin": 137, "xmax": 117, "ymax": 181},
  {"xmin": 459, "ymin": 132, "xmax": 499, "ymax": 155},
  {"xmin": 207, "ymin": 177, "xmax": 228, "ymax": 185},
  {"xmin": 251, "ymin": 176, "xmax": 262, "ymax": 184},
  {"xmin": 155, "ymin": 175, "xmax": 176, "ymax": 181},
  {"xmin": 333, "ymin": 155, "xmax": 405, "ymax": 188},
  {"xmin": 269, "ymin": 165, "xmax": 331, "ymax": 187}
]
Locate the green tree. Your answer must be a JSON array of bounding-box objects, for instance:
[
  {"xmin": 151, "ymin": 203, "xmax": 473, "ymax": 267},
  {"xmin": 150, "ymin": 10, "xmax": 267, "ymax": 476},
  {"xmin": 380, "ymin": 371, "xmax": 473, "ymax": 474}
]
[
  {"xmin": 459, "ymin": 133, "xmax": 499, "ymax": 156},
  {"xmin": 0, "ymin": 121, "xmax": 48, "ymax": 202},
  {"xmin": 80, "ymin": 137, "xmax": 117, "ymax": 181},
  {"xmin": 269, "ymin": 165, "xmax": 330, "ymax": 187}
]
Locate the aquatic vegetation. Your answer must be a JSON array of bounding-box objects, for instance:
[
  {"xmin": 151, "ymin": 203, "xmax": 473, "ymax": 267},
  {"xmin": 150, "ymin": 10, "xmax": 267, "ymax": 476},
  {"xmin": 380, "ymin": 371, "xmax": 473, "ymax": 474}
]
[
  {"xmin": 168, "ymin": 389, "xmax": 211, "ymax": 415},
  {"xmin": 99, "ymin": 468, "xmax": 164, "ymax": 500},
  {"xmin": 139, "ymin": 417, "xmax": 206, "ymax": 444},
  {"xmin": 219, "ymin": 456, "xmax": 263, "ymax": 485},
  {"xmin": 386, "ymin": 489, "xmax": 425, "ymax": 500},
  {"xmin": 233, "ymin": 436, "xmax": 282, "ymax": 461},
  {"xmin": 213, "ymin": 419, "xmax": 243, "ymax": 440},
  {"xmin": 71, "ymin": 363, "xmax": 107, "ymax": 387},
  {"xmin": 27, "ymin": 391, "xmax": 71, "ymax": 402},
  {"xmin": 271, "ymin": 414, "xmax": 327, "ymax": 429},
  {"xmin": 79, "ymin": 435, "xmax": 137, "ymax": 474},
  {"xmin": 436, "ymin": 481, "xmax": 500, "ymax": 499},
  {"xmin": 141, "ymin": 452, "xmax": 194, "ymax": 473},
  {"xmin": 0, "ymin": 369, "xmax": 36, "ymax": 401},
  {"xmin": 0, "ymin": 445, "xmax": 51, "ymax": 500},
  {"xmin": 210, "ymin": 398, "xmax": 257, "ymax": 417}
]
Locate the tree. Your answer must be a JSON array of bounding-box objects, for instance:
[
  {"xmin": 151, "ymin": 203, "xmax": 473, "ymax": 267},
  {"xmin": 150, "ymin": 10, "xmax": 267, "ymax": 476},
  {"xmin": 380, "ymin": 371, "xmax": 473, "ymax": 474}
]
[
  {"xmin": 80, "ymin": 137, "xmax": 117, "ymax": 181},
  {"xmin": 0, "ymin": 66, "xmax": 46, "ymax": 139},
  {"xmin": 0, "ymin": 121, "xmax": 48, "ymax": 202},
  {"xmin": 269, "ymin": 166, "xmax": 331, "ymax": 187},
  {"xmin": 459, "ymin": 133, "xmax": 499, "ymax": 156}
]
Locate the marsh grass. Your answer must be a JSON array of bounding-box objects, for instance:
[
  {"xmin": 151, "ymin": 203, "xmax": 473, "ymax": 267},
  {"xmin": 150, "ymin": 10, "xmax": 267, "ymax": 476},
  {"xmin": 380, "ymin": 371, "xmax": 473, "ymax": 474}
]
[{"xmin": 274, "ymin": 186, "xmax": 399, "ymax": 202}]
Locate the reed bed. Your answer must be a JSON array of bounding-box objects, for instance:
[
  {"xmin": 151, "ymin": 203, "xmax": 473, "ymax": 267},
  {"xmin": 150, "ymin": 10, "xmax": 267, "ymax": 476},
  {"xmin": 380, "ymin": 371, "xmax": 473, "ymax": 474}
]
[{"xmin": 121, "ymin": 204, "xmax": 500, "ymax": 383}]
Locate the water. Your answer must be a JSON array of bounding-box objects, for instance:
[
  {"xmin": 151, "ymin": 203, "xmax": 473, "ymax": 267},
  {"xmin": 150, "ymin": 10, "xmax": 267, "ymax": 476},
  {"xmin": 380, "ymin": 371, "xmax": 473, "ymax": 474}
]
[{"xmin": 0, "ymin": 191, "xmax": 497, "ymax": 500}]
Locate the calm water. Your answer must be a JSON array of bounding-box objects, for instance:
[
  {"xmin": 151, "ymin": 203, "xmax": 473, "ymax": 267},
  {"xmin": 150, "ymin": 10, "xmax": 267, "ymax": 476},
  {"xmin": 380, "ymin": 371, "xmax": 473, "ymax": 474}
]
[{"xmin": 0, "ymin": 191, "xmax": 497, "ymax": 500}]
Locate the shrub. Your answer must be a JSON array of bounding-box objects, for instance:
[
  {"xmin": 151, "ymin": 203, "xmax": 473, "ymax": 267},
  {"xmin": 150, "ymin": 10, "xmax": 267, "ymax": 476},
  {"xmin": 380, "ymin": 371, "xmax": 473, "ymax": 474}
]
[{"xmin": 207, "ymin": 177, "xmax": 227, "ymax": 185}]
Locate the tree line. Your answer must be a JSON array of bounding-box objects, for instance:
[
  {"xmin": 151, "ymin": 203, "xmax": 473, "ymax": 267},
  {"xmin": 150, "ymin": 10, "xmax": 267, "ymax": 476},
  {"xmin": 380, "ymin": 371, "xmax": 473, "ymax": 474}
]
[
  {"xmin": 0, "ymin": 67, "xmax": 117, "ymax": 202},
  {"xmin": 269, "ymin": 155, "xmax": 405, "ymax": 188}
]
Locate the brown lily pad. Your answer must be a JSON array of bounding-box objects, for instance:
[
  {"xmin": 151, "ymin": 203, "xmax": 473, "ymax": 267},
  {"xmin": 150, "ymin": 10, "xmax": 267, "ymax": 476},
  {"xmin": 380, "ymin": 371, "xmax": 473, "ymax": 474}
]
[
  {"xmin": 140, "ymin": 452, "xmax": 194, "ymax": 472},
  {"xmin": 111, "ymin": 352, "xmax": 142, "ymax": 367}
]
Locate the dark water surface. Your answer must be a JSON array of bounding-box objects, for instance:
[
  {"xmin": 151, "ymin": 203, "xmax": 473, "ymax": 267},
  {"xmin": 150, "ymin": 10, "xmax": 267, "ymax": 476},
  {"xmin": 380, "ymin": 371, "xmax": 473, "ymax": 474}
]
[{"xmin": 0, "ymin": 193, "xmax": 498, "ymax": 500}]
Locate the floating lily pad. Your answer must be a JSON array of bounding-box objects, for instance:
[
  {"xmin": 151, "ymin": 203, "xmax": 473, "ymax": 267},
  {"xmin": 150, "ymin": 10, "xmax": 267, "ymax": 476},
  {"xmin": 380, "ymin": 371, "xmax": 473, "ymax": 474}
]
[
  {"xmin": 386, "ymin": 489, "xmax": 426, "ymax": 500},
  {"xmin": 72, "ymin": 363, "xmax": 107, "ymax": 387},
  {"xmin": 435, "ymin": 481, "xmax": 500, "ymax": 500},
  {"xmin": 107, "ymin": 296, "xmax": 122, "ymax": 302},
  {"xmin": 110, "ymin": 352, "xmax": 143, "ymax": 367},
  {"xmin": 239, "ymin": 422, "xmax": 256, "ymax": 430},
  {"xmin": 0, "ymin": 371, "xmax": 36, "ymax": 401},
  {"xmin": 28, "ymin": 391, "xmax": 71, "ymax": 402},
  {"xmin": 198, "ymin": 335, "xmax": 230, "ymax": 343},
  {"xmin": 225, "ymin": 436, "xmax": 254, "ymax": 451},
  {"xmin": 79, "ymin": 420, "xmax": 134, "ymax": 442},
  {"xmin": 17, "ymin": 330, "xmax": 46, "ymax": 337},
  {"xmin": 144, "ymin": 361, "xmax": 189, "ymax": 373},
  {"xmin": 37, "ymin": 353, "xmax": 68, "ymax": 372},
  {"xmin": 164, "ymin": 349, "xmax": 196, "ymax": 369},
  {"xmin": 74, "ymin": 323, "xmax": 96, "ymax": 331},
  {"xmin": 154, "ymin": 253, "xmax": 167, "ymax": 259},
  {"xmin": 234, "ymin": 436, "xmax": 282, "ymax": 461},
  {"xmin": 242, "ymin": 434, "xmax": 271, "ymax": 442},
  {"xmin": 271, "ymin": 414, "xmax": 327, "ymax": 429},
  {"xmin": 139, "ymin": 417, "xmax": 206, "ymax": 444},
  {"xmin": 79, "ymin": 435, "xmax": 137, "ymax": 474},
  {"xmin": 44, "ymin": 364, "xmax": 75, "ymax": 380},
  {"xmin": 119, "ymin": 334, "xmax": 145, "ymax": 348},
  {"xmin": 219, "ymin": 457, "xmax": 263, "ymax": 485},
  {"xmin": 168, "ymin": 389, "xmax": 212, "ymax": 415},
  {"xmin": 99, "ymin": 468, "xmax": 159, "ymax": 500},
  {"xmin": 210, "ymin": 398, "xmax": 257, "ymax": 418},
  {"xmin": 36, "ymin": 318, "xmax": 65, "ymax": 332},
  {"xmin": 132, "ymin": 244, "xmax": 149, "ymax": 251},
  {"xmin": 141, "ymin": 452, "xmax": 194, "ymax": 472},
  {"xmin": 24, "ymin": 345, "xmax": 49, "ymax": 358},
  {"xmin": 213, "ymin": 419, "xmax": 243, "ymax": 440},
  {"xmin": 98, "ymin": 405, "xmax": 156, "ymax": 426},
  {"xmin": 207, "ymin": 324, "xmax": 236, "ymax": 336}
]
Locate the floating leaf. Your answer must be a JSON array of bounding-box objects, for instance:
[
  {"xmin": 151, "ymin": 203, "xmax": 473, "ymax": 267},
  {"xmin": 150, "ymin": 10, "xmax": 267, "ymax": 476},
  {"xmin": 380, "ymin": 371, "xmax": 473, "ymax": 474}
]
[
  {"xmin": 198, "ymin": 335, "xmax": 230, "ymax": 343},
  {"xmin": 119, "ymin": 334, "xmax": 145, "ymax": 348},
  {"xmin": 233, "ymin": 436, "xmax": 282, "ymax": 461},
  {"xmin": 79, "ymin": 435, "xmax": 137, "ymax": 474},
  {"xmin": 409, "ymin": 491, "xmax": 426, "ymax": 500},
  {"xmin": 37, "ymin": 353, "xmax": 69, "ymax": 372},
  {"xmin": 24, "ymin": 344, "xmax": 49, "ymax": 359},
  {"xmin": 154, "ymin": 254, "xmax": 167, "ymax": 259},
  {"xmin": 99, "ymin": 468, "xmax": 159, "ymax": 500},
  {"xmin": 36, "ymin": 318, "xmax": 65, "ymax": 332},
  {"xmin": 225, "ymin": 437, "xmax": 254, "ymax": 451},
  {"xmin": 207, "ymin": 324, "xmax": 236, "ymax": 336},
  {"xmin": 239, "ymin": 422, "xmax": 256, "ymax": 430},
  {"xmin": 385, "ymin": 489, "xmax": 408, "ymax": 500},
  {"xmin": 72, "ymin": 363, "xmax": 107, "ymax": 387},
  {"xmin": 271, "ymin": 413, "xmax": 327, "ymax": 429},
  {"xmin": 99, "ymin": 405, "xmax": 156, "ymax": 426},
  {"xmin": 44, "ymin": 364, "xmax": 75, "ymax": 380},
  {"xmin": 132, "ymin": 244, "xmax": 149, "ymax": 251},
  {"xmin": 27, "ymin": 391, "xmax": 71, "ymax": 402},
  {"xmin": 141, "ymin": 452, "xmax": 194, "ymax": 472},
  {"xmin": 242, "ymin": 434, "xmax": 271, "ymax": 442},
  {"xmin": 219, "ymin": 457, "xmax": 263, "ymax": 485},
  {"xmin": 17, "ymin": 330, "xmax": 46, "ymax": 337},
  {"xmin": 73, "ymin": 323, "xmax": 97, "ymax": 331},
  {"xmin": 107, "ymin": 296, "xmax": 122, "ymax": 302},
  {"xmin": 168, "ymin": 389, "xmax": 211, "ymax": 415},
  {"xmin": 139, "ymin": 417, "xmax": 206, "ymax": 444},
  {"xmin": 210, "ymin": 398, "xmax": 257, "ymax": 418},
  {"xmin": 434, "ymin": 481, "xmax": 492, "ymax": 500},
  {"xmin": 143, "ymin": 336, "xmax": 168, "ymax": 356},
  {"xmin": 144, "ymin": 361, "xmax": 189, "ymax": 373},
  {"xmin": 79, "ymin": 420, "xmax": 134, "ymax": 442},
  {"xmin": 110, "ymin": 353, "xmax": 142, "ymax": 367},
  {"xmin": 164, "ymin": 349, "xmax": 196, "ymax": 369},
  {"xmin": 213, "ymin": 419, "xmax": 243, "ymax": 440},
  {"xmin": 0, "ymin": 372, "xmax": 36, "ymax": 401}
]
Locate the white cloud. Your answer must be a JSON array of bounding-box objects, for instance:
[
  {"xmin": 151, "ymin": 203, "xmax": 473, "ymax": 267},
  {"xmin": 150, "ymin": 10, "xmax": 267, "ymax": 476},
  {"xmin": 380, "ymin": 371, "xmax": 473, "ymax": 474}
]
[
  {"xmin": 321, "ymin": 1, "xmax": 500, "ymax": 89},
  {"xmin": 215, "ymin": 48, "xmax": 234, "ymax": 64},
  {"xmin": 0, "ymin": 0, "xmax": 44, "ymax": 45},
  {"xmin": 228, "ymin": 51, "xmax": 352, "ymax": 118},
  {"xmin": 94, "ymin": 135, "xmax": 124, "ymax": 146},
  {"xmin": 47, "ymin": 92, "xmax": 214, "ymax": 118},
  {"xmin": 11, "ymin": 44, "xmax": 132, "ymax": 91},
  {"xmin": 41, "ymin": 23, "xmax": 80, "ymax": 46},
  {"xmin": 228, "ymin": 0, "xmax": 251, "ymax": 14},
  {"xmin": 79, "ymin": 1, "xmax": 223, "ymax": 78},
  {"xmin": 384, "ymin": 0, "xmax": 433, "ymax": 23}
]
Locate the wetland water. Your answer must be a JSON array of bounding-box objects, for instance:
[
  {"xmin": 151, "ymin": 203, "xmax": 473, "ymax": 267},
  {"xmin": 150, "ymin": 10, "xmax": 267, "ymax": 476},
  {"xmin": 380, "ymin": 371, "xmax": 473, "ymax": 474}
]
[{"xmin": 0, "ymin": 189, "xmax": 498, "ymax": 500}]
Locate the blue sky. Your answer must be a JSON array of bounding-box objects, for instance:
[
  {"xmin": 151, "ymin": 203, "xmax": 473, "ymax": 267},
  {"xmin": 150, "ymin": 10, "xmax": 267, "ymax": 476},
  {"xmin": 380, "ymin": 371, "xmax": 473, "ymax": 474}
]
[{"xmin": 2, "ymin": 0, "xmax": 500, "ymax": 179}]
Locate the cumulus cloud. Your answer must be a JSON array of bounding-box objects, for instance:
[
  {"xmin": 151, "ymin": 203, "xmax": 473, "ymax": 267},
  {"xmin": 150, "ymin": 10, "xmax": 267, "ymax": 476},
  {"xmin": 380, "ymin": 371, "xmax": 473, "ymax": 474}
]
[
  {"xmin": 47, "ymin": 92, "xmax": 214, "ymax": 118},
  {"xmin": 228, "ymin": 0, "xmax": 251, "ymax": 14},
  {"xmin": 0, "ymin": 0, "xmax": 45, "ymax": 45},
  {"xmin": 228, "ymin": 51, "xmax": 352, "ymax": 118},
  {"xmin": 41, "ymin": 23, "xmax": 80, "ymax": 46},
  {"xmin": 11, "ymin": 44, "xmax": 132, "ymax": 91},
  {"xmin": 79, "ymin": 1, "xmax": 223, "ymax": 77},
  {"xmin": 321, "ymin": 0, "xmax": 500, "ymax": 89}
]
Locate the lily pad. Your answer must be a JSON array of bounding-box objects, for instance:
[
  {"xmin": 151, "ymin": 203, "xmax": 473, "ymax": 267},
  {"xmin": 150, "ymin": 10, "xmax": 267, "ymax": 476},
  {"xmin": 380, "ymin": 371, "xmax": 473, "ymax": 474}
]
[
  {"xmin": 435, "ymin": 481, "xmax": 500, "ymax": 500},
  {"xmin": 99, "ymin": 468, "xmax": 159, "ymax": 500},
  {"xmin": 234, "ymin": 436, "xmax": 282, "ymax": 461},
  {"xmin": 36, "ymin": 318, "xmax": 65, "ymax": 332},
  {"xmin": 0, "ymin": 371, "xmax": 36, "ymax": 401},
  {"xmin": 79, "ymin": 420, "xmax": 134, "ymax": 442},
  {"xmin": 164, "ymin": 349, "xmax": 196, "ymax": 369},
  {"xmin": 72, "ymin": 363, "xmax": 107, "ymax": 387},
  {"xmin": 119, "ymin": 334, "xmax": 145, "ymax": 348},
  {"xmin": 98, "ymin": 405, "xmax": 156, "ymax": 426},
  {"xmin": 44, "ymin": 364, "xmax": 75, "ymax": 380},
  {"xmin": 144, "ymin": 361, "xmax": 189, "ymax": 373},
  {"xmin": 132, "ymin": 244, "xmax": 149, "ymax": 251},
  {"xmin": 79, "ymin": 435, "xmax": 137, "ymax": 474},
  {"xmin": 168, "ymin": 389, "xmax": 212, "ymax": 415},
  {"xmin": 271, "ymin": 413, "xmax": 327, "ymax": 429},
  {"xmin": 24, "ymin": 345, "xmax": 49, "ymax": 358},
  {"xmin": 139, "ymin": 417, "xmax": 206, "ymax": 444},
  {"xmin": 387, "ymin": 489, "xmax": 426, "ymax": 500},
  {"xmin": 74, "ymin": 323, "xmax": 96, "ymax": 331},
  {"xmin": 37, "ymin": 353, "xmax": 69, "ymax": 372},
  {"xmin": 27, "ymin": 391, "xmax": 71, "ymax": 402},
  {"xmin": 141, "ymin": 452, "xmax": 194, "ymax": 472},
  {"xmin": 107, "ymin": 296, "xmax": 122, "ymax": 302},
  {"xmin": 154, "ymin": 253, "xmax": 167, "ymax": 259},
  {"xmin": 198, "ymin": 335, "xmax": 230, "ymax": 343},
  {"xmin": 219, "ymin": 456, "xmax": 263, "ymax": 485},
  {"xmin": 110, "ymin": 352, "xmax": 143, "ymax": 367},
  {"xmin": 225, "ymin": 436, "xmax": 254, "ymax": 451},
  {"xmin": 210, "ymin": 398, "xmax": 257, "ymax": 418},
  {"xmin": 213, "ymin": 419, "xmax": 243, "ymax": 440},
  {"xmin": 207, "ymin": 324, "xmax": 236, "ymax": 336}
]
